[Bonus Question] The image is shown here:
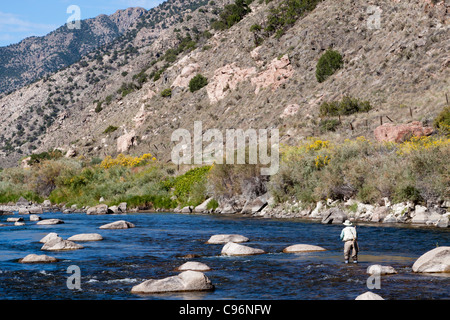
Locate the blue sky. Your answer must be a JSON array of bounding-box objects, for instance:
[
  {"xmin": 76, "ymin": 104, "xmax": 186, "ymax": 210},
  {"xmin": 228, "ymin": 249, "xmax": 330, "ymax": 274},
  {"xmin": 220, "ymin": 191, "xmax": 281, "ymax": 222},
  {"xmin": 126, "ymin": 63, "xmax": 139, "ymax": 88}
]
[{"xmin": 0, "ymin": 0, "xmax": 165, "ymax": 47}]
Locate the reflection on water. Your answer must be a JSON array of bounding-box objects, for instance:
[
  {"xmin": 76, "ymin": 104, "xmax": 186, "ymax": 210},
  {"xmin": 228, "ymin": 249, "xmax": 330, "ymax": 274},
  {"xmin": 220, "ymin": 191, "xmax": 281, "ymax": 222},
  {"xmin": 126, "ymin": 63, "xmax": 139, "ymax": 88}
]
[{"xmin": 0, "ymin": 212, "xmax": 448, "ymax": 300}]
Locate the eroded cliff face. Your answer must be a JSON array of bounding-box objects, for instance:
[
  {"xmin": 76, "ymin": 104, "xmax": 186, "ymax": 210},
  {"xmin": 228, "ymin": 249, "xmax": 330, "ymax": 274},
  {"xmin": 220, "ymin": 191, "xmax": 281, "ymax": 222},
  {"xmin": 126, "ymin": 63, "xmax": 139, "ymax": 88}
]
[{"xmin": 0, "ymin": 0, "xmax": 448, "ymax": 167}]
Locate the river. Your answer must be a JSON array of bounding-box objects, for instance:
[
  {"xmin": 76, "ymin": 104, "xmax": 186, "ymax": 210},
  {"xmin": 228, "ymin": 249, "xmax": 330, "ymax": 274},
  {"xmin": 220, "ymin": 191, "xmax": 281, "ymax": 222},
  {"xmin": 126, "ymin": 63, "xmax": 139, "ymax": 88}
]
[{"xmin": 0, "ymin": 212, "xmax": 448, "ymax": 300}]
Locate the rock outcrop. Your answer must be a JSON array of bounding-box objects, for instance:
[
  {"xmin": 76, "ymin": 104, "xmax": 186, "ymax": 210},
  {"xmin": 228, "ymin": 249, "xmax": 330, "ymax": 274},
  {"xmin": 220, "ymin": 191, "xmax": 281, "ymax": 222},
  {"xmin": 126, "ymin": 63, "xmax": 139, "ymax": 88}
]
[
  {"xmin": 250, "ymin": 55, "xmax": 294, "ymax": 95},
  {"xmin": 172, "ymin": 63, "xmax": 200, "ymax": 88},
  {"xmin": 321, "ymin": 207, "xmax": 347, "ymax": 224},
  {"xmin": 206, "ymin": 63, "xmax": 256, "ymax": 104},
  {"xmin": 117, "ymin": 129, "xmax": 137, "ymax": 153},
  {"xmin": 374, "ymin": 121, "xmax": 433, "ymax": 143}
]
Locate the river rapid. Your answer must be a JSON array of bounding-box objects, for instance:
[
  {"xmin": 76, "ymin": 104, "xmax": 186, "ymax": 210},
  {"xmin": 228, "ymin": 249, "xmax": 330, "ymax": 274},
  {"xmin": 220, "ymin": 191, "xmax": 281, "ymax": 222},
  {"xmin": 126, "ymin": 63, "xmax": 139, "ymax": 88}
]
[{"xmin": 0, "ymin": 212, "xmax": 448, "ymax": 300}]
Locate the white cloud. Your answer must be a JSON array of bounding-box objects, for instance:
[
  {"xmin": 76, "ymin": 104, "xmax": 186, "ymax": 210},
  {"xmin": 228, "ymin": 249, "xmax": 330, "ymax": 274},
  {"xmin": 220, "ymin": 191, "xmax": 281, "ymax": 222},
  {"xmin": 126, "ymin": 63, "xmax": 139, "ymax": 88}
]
[
  {"xmin": 0, "ymin": 11, "xmax": 57, "ymax": 34},
  {"xmin": 119, "ymin": 0, "xmax": 161, "ymax": 9}
]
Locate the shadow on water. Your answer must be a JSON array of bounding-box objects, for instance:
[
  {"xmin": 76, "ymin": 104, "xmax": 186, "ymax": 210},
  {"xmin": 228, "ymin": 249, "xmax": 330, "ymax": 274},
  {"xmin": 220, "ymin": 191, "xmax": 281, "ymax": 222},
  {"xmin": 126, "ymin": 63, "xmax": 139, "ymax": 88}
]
[{"xmin": 0, "ymin": 211, "xmax": 448, "ymax": 300}]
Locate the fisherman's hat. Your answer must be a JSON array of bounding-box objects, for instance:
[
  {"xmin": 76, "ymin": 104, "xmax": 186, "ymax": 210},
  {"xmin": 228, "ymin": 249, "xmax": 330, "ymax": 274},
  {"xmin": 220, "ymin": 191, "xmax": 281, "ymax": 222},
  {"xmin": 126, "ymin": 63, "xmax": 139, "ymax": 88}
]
[{"xmin": 343, "ymin": 220, "xmax": 353, "ymax": 226}]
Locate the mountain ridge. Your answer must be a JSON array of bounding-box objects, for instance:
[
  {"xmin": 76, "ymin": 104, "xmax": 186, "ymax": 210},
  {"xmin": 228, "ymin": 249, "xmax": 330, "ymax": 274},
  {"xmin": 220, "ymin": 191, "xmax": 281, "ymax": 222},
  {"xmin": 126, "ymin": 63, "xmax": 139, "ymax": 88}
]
[
  {"xmin": 0, "ymin": 6, "xmax": 147, "ymax": 94},
  {"xmin": 0, "ymin": 0, "xmax": 448, "ymax": 169}
]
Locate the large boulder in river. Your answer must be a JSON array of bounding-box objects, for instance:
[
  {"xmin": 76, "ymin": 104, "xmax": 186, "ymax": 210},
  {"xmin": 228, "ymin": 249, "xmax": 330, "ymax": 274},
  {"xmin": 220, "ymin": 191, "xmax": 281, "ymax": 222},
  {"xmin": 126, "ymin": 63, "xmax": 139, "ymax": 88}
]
[
  {"xmin": 366, "ymin": 264, "xmax": 398, "ymax": 275},
  {"xmin": 283, "ymin": 244, "xmax": 326, "ymax": 253},
  {"xmin": 206, "ymin": 234, "xmax": 249, "ymax": 244},
  {"xmin": 221, "ymin": 242, "xmax": 265, "ymax": 256},
  {"xmin": 7, "ymin": 217, "xmax": 24, "ymax": 222},
  {"xmin": 355, "ymin": 291, "xmax": 384, "ymax": 300},
  {"xmin": 412, "ymin": 246, "xmax": 450, "ymax": 273},
  {"xmin": 39, "ymin": 232, "xmax": 61, "ymax": 243},
  {"xmin": 131, "ymin": 270, "xmax": 214, "ymax": 294},
  {"xmin": 36, "ymin": 219, "xmax": 64, "ymax": 225},
  {"xmin": 29, "ymin": 214, "xmax": 42, "ymax": 222},
  {"xmin": 67, "ymin": 233, "xmax": 103, "ymax": 241},
  {"xmin": 41, "ymin": 238, "xmax": 84, "ymax": 251},
  {"xmin": 176, "ymin": 262, "xmax": 211, "ymax": 272},
  {"xmin": 99, "ymin": 220, "xmax": 135, "ymax": 229},
  {"xmin": 19, "ymin": 254, "xmax": 58, "ymax": 263}
]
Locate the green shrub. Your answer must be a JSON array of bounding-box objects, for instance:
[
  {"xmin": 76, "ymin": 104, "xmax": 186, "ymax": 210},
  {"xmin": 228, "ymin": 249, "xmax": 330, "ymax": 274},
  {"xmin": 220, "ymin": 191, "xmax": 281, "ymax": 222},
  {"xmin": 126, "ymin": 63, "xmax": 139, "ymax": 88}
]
[
  {"xmin": 169, "ymin": 166, "xmax": 211, "ymax": 206},
  {"xmin": 103, "ymin": 125, "xmax": 118, "ymax": 134},
  {"xmin": 189, "ymin": 74, "xmax": 208, "ymax": 92},
  {"xmin": 265, "ymin": 0, "xmax": 321, "ymax": 38},
  {"xmin": 95, "ymin": 101, "xmax": 103, "ymax": 113},
  {"xmin": 319, "ymin": 96, "xmax": 372, "ymax": 116},
  {"xmin": 206, "ymin": 198, "xmax": 219, "ymax": 210},
  {"xmin": 433, "ymin": 105, "xmax": 450, "ymax": 135},
  {"xmin": 161, "ymin": 88, "xmax": 172, "ymax": 97},
  {"xmin": 211, "ymin": 0, "xmax": 251, "ymax": 30},
  {"xmin": 316, "ymin": 49, "xmax": 343, "ymax": 83},
  {"xmin": 319, "ymin": 119, "xmax": 340, "ymax": 132},
  {"xmin": 28, "ymin": 149, "xmax": 63, "ymax": 166}
]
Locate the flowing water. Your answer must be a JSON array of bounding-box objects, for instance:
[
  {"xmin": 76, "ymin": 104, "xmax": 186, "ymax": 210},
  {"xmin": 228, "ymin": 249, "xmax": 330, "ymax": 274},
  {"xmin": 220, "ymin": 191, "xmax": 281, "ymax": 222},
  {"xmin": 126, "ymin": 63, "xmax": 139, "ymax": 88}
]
[{"xmin": 0, "ymin": 212, "xmax": 448, "ymax": 300}]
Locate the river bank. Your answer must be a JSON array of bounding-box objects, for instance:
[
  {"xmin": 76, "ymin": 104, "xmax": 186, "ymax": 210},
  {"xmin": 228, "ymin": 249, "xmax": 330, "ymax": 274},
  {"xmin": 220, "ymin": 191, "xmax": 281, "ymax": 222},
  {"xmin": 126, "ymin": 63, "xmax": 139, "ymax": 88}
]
[{"xmin": 1, "ymin": 195, "xmax": 449, "ymax": 229}]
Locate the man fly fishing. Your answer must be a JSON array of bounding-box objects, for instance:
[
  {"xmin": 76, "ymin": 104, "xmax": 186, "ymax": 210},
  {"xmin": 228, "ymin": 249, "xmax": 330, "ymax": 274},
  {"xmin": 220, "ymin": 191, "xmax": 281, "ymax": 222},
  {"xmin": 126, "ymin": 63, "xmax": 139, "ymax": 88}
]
[{"xmin": 340, "ymin": 220, "xmax": 359, "ymax": 264}]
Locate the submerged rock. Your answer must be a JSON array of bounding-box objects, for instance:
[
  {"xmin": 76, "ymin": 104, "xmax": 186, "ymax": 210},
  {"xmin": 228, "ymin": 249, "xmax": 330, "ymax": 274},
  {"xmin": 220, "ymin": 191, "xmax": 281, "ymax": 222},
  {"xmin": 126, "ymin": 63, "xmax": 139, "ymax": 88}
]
[
  {"xmin": 282, "ymin": 244, "xmax": 327, "ymax": 253},
  {"xmin": 176, "ymin": 261, "xmax": 211, "ymax": 272},
  {"xmin": 206, "ymin": 234, "xmax": 249, "ymax": 244},
  {"xmin": 19, "ymin": 254, "xmax": 58, "ymax": 263},
  {"xmin": 41, "ymin": 238, "xmax": 84, "ymax": 251},
  {"xmin": 67, "ymin": 233, "xmax": 103, "ymax": 241},
  {"xmin": 221, "ymin": 242, "xmax": 265, "ymax": 256},
  {"xmin": 99, "ymin": 220, "xmax": 135, "ymax": 229},
  {"xmin": 131, "ymin": 270, "xmax": 214, "ymax": 294},
  {"xmin": 366, "ymin": 264, "xmax": 398, "ymax": 275},
  {"xmin": 412, "ymin": 246, "xmax": 450, "ymax": 273}
]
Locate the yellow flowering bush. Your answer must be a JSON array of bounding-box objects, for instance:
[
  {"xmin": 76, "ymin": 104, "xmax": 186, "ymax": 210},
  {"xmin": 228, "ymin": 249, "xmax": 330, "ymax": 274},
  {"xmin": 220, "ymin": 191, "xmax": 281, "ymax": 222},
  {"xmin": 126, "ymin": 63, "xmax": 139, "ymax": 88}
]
[
  {"xmin": 100, "ymin": 153, "xmax": 156, "ymax": 169},
  {"xmin": 396, "ymin": 136, "xmax": 450, "ymax": 156},
  {"xmin": 315, "ymin": 155, "xmax": 330, "ymax": 169}
]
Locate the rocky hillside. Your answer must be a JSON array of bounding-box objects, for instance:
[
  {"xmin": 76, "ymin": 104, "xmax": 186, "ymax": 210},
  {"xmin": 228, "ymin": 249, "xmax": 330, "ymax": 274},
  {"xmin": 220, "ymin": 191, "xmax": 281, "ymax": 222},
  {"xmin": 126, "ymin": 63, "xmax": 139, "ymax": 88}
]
[
  {"xmin": 0, "ymin": 0, "xmax": 448, "ymax": 168},
  {"xmin": 0, "ymin": 7, "xmax": 148, "ymax": 95}
]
